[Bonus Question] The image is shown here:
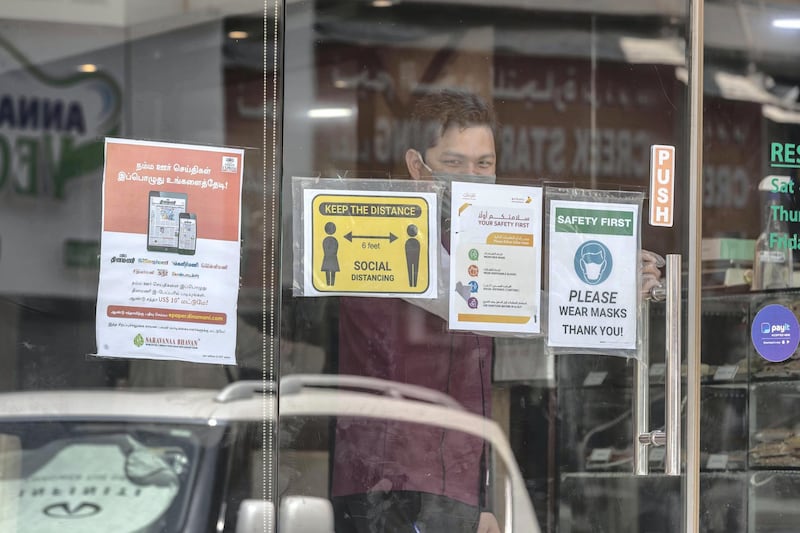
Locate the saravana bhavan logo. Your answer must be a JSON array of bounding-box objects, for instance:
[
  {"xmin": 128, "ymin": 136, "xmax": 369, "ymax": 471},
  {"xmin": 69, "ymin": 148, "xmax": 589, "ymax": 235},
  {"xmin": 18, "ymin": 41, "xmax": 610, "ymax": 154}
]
[
  {"xmin": 144, "ymin": 336, "xmax": 199, "ymax": 349},
  {"xmin": 133, "ymin": 332, "xmax": 199, "ymax": 349}
]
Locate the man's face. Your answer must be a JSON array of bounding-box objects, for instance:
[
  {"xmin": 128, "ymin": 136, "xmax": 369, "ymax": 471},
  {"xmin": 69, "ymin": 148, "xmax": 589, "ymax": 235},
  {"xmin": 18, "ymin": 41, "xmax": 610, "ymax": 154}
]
[{"xmin": 420, "ymin": 124, "xmax": 496, "ymax": 177}]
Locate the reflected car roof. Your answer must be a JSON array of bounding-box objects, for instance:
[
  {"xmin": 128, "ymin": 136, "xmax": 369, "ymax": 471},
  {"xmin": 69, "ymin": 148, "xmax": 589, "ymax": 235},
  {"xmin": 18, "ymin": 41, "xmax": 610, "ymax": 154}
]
[
  {"xmin": 0, "ymin": 387, "xmax": 267, "ymax": 423},
  {"xmin": 0, "ymin": 376, "xmax": 482, "ymax": 432}
]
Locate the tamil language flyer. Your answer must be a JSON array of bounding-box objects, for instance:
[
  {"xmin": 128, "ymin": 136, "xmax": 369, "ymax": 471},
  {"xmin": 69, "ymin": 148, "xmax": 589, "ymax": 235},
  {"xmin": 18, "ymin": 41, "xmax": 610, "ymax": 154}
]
[{"xmin": 96, "ymin": 138, "xmax": 244, "ymax": 364}]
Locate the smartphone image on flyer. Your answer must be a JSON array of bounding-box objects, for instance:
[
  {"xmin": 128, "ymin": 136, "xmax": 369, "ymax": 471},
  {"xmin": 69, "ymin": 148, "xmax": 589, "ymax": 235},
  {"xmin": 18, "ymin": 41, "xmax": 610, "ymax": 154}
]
[{"xmin": 178, "ymin": 212, "xmax": 197, "ymax": 255}]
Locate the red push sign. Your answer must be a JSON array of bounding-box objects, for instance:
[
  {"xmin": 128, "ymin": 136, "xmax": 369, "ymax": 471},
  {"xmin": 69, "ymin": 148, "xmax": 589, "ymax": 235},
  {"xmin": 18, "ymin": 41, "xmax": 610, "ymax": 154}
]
[{"xmin": 649, "ymin": 145, "xmax": 675, "ymax": 227}]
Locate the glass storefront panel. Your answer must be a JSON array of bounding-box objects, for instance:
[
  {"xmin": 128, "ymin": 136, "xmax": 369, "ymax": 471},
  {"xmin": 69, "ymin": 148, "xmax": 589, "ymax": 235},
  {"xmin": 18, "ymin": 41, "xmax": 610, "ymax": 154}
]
[
  {"xmin": 12, "ymin": 0, "xmax": 800, "ymax": 530},
  {"xmin": 0, "ymin": 2, "xmax": 279, "ymax": 532},
  {"xmin": 702, "ymin": 2, "xmax": 800, "ymax": 532},
  {"xmin": 279, "ymin": 1, "xmax": 695, "ymax": 532}
]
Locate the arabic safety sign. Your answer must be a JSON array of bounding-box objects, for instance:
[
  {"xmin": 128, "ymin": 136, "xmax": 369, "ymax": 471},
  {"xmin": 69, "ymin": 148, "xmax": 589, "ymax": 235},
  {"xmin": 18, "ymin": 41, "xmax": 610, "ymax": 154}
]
[
  {"xmin": 547, "ymin": 200, "xmax": 639, "ymax": 351},
  {"xmin": 448, "ymin": 182, "xmax": 543, "ymax": 334},
  {"xmin": 302, "ymin": 190, "xmax": 438, "ymax": 297}
]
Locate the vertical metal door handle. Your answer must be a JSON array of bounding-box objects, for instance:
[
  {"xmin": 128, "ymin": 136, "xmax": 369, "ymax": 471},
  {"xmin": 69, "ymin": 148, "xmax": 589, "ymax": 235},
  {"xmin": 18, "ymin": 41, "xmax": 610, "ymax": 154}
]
[
  {"xmin": 633, "ymin": 297, "xmax": 650, "ymax": 475},
  {"xmin": 636, "ymin": 254, "xmax": 681, "ymax": 476},
  {"xmin": 664, "ymin": 254, "xmax": 681, "ymax": 476}
]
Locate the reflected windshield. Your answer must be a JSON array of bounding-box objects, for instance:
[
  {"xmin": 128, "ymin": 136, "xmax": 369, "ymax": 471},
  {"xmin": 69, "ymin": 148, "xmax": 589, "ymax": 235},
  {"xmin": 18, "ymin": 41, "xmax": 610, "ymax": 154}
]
[{"xmin": 0, "ymin": 422, "xmax": 224, "ymax": 533}]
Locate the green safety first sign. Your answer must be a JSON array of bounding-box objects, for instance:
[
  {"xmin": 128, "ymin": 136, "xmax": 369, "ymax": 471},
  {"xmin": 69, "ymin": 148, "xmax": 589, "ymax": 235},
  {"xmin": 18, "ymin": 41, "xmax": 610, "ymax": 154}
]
[{"xmin": 547, "ymin": 200, "xmax": 639, "ymax": 351}]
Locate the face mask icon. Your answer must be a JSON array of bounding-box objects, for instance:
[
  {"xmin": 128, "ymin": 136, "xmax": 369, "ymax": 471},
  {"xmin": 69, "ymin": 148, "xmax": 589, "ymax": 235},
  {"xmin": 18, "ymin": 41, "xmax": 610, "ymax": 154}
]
[
  {"xmin": 581, "ymin": 249, "xmax": 606, "ymax": 282},
  {"xmin": 574, "ymin": 241, "xmax": 613, "ymax": 285}
]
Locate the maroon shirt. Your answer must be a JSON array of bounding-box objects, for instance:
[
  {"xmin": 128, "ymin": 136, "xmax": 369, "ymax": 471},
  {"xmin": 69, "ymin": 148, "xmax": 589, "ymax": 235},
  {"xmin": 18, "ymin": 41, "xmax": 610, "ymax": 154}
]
[{"xmin": 332, "ymin": 296, "xmax": 492, "ymax": 507}]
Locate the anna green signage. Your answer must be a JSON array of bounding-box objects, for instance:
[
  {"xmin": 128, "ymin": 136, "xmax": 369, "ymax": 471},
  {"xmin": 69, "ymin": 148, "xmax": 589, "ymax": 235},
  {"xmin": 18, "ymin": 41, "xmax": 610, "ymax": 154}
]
[{"xmin": 0, "ymin": 36, "xmax": 121, "ymax": 199}]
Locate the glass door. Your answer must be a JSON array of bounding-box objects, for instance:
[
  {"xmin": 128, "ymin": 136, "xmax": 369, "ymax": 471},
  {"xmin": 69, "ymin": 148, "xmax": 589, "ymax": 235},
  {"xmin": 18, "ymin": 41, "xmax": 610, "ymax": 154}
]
[
  {"xmin": 278, "ymin": 0, "xmax": 709, "ymax": 532},
  {"xmin": 699, "ymin": 1, "xmax": 800, "ymax": 531}
]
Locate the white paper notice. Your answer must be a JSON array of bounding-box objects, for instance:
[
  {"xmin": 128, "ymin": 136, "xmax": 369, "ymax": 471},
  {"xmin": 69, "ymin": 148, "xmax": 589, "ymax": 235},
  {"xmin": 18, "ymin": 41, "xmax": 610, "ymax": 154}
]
[
  {"xmin": 95, "ymin": 138, "xmax": 244, "ymax": 364},
  {"xmin": 448, "ymin": 182, "xmax": 543, "ymax": 334},
  {"xmin": 547, "ymin": 200, "xmax": 639, "ymax": 351}
]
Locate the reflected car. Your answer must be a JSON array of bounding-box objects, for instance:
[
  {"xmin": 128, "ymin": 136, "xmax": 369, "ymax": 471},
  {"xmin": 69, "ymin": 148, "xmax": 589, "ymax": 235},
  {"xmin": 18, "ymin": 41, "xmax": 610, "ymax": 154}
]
[{"xmin": 0, "ymin": 375, "xmax": 539, "ymax": 533}]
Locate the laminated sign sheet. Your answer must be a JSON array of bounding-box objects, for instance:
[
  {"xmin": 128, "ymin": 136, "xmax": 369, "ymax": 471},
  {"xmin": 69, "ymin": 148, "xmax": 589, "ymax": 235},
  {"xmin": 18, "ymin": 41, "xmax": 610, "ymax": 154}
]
[
  {"xmin": 547, "ymin": 200, "xmax": 639, "ymax": 351},
  {"xmin": 448, "ymin": 182, "xmax": 543, "ymax": 334},
  {"xmin": 303, "ymin": 189, "xmax": 438, "ymax": 298},
  {"xmin": 96, "ymin": 138, "xmax": 244, "ymax": 364}
]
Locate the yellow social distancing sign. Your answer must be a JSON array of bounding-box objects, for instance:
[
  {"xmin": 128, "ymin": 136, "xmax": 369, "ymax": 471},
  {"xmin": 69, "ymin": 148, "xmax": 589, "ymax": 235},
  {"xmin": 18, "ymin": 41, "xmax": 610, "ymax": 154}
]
[{"xmin": 304, "ymin": 191, "xmax": 437, "ymax": 296}]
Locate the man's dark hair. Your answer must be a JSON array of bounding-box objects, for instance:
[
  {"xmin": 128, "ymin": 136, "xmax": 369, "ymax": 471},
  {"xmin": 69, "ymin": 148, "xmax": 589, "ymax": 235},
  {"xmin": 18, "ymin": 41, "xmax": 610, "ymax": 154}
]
[{"xmin": 408, "ymin": 89, "xmax": 497, "ymax": 155}]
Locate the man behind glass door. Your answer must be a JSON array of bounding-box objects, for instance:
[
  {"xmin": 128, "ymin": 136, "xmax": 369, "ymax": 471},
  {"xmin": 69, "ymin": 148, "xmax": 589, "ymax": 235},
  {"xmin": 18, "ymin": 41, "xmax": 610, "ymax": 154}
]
[{"xmin": 332, "ymin": 89, "xmax": 501, "ymax": 533}]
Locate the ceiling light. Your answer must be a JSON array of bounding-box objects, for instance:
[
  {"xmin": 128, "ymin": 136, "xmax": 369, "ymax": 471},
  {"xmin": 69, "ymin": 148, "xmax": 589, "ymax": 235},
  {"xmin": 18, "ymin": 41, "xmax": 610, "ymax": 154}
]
[
  {"xmin": 78, "ymin": 64, "xmax": 98, "ymax": 73},
  {"xmin": 372, "ymin": 0, "xmax": 395, "ymax": 7},
  {"xmin": 308, "ymin": 108, "xmax": 353, "ymax": 119},
  {"xmin": 228, "ymin": 30, "xmax": 249, "ymax": 39},
  {"xmin": 773, "ymin": 19, "xmax": 800, "ymax": 29}
]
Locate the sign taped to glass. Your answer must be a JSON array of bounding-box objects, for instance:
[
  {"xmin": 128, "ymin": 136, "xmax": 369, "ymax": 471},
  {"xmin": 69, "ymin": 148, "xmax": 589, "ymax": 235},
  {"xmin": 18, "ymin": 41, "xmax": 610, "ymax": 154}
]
[{"xmin": 95, "ymin": 138, "xmax": 244, "ymax": 364}]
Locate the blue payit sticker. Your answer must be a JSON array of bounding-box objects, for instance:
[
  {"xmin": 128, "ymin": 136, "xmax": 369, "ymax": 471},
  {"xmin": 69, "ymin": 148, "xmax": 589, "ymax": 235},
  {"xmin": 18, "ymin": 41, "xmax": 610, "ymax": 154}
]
[{"xmin": 751, "ymin": 304, "xmax": 800, "ymax": 363}]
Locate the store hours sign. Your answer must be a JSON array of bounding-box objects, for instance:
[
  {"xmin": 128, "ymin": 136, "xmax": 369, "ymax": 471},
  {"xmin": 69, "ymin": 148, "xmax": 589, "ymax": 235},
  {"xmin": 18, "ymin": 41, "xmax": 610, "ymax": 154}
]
[{"xmin": 547, "ymin": 199, "xmax": 640, "ymax": 352}]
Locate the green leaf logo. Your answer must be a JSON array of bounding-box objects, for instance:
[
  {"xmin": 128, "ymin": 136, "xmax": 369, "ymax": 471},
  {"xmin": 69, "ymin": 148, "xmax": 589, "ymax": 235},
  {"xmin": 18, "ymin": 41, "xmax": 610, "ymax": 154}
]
[{"xmin": 133, "ymin": 334, "xmax": 144, "ymax": 347}]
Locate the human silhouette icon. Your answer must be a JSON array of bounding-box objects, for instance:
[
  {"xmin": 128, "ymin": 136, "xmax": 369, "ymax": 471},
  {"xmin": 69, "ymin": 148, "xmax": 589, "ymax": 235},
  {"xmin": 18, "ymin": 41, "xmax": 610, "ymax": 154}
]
[
  {"xmin": 405, "ymin": 224, "xmax": 421, "ymax": 287},
  {"xmin": 322, "ymin": 222, "xmax": 339, "ymax": 286}
]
